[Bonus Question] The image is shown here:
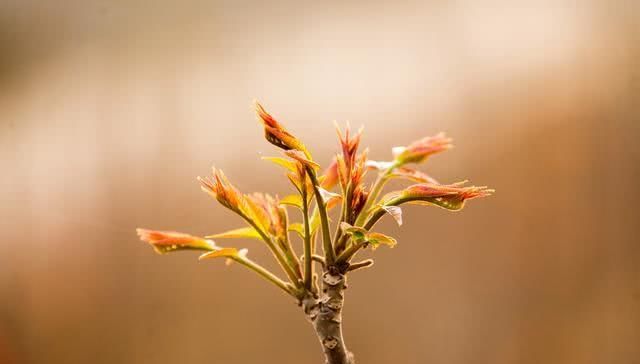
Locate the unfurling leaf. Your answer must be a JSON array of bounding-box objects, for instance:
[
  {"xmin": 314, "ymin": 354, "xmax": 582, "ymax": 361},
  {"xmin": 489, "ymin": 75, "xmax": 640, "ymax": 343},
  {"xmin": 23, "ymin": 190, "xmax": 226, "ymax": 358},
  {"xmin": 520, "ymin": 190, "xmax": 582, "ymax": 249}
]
[
  {"xmin": 206, "ymin": 227, "xmax": 262, "ymax": 240},
  {"xmin": 198, "ymin": 169, "xmax": 272, "ymax": 235},
  {"xmin": 245, "ymin": 193, "xmax": 288, "ymax": 238},
  {"xmin": 335, "ymin": 122, "xmax": 363, "ymax": 174},
  {"xmin": 320, "ymin": 158, "xmax": 339, "ymax": 189},
  {"xmin": 309, "ymin": 212, "xmax": 321, "ymax": 237},
  {"xmin": 288, "ymin": 223, "xmax": 305, "ymax": 239},
  {"xmin": 243, "ymin": 193, "xmax": 274, "ymax": 233},
  {"xmin": 255, "ymin": 101, "xmax": 309, "ymax": 156},
  {"xmin": 340, "ymin": 222, "xmax": 367, "ymax": 237},
  {"xmin": 284, "ymin": 150, "xmax": 320, "ymax": 170},
  {"xmin": 366, "ymin": 232, "xmax": 397, "ymax": 250},
  {"xmin": 280, "ymin": 194, "xmax": 304, "ymax": 209},
  {"xmin": 137, "ymin": 229, "xmax": 217, "ymax": 254},
  {"xmin": 285, "ymin": 163, "xmax": 314, "ymax": 196},
  {"xmin": 261, "ymin": 156, "xmax": 298, "ymax": 172},
  {"xmin": 349, "ymin": 183, "xmax": 369, "ymax": 223},
  {"xmin": 198, "ymin": 168, "xmax": 244, "ymax": 214},
  {"xmin": 398, "ymin": 182, "xmax": 493, "ymax": 211},
  {"xmin": 392, "ymin": 133, "xmax": 452, "ymax": 165},
  {"xmin": 339, "ymin": 223, "xmax": 397, "ymax": 250}
]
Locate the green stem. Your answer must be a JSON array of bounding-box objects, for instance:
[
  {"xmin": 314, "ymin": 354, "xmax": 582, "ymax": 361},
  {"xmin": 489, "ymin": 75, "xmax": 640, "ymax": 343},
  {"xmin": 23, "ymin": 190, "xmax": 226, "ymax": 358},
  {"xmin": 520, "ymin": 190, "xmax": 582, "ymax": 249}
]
[
  {"xmin": 307, "ymin": 167, "xmax": 336, "ymax": 265},
  {"xmin": 280, "ymin": 208, "xmax": 303, "ymax": 278},
  {"xmin": 248, "ymin": 219, "xmax": 302, "ymax": 287},
  {"xmin": 334, "ymin": 182, "xmax": 353, "ymax": 253},
  {"xmin": 363, "ymin": 209, "xmax": 387, "ymax": 230},
  {"xmin": 281, "ymin": 236, "xmax": 303, "ymax": 278},
  {"xmin": 310, "ymin": 254, "xmax": 326, "ymax": 267},
  {"xmin": 334, "ymin": 234, "xmax": 350, "ymax": 255},
  {"xmin": 302, "ymin": 188, "xmax": 313, "ymax": 291},
  {"xmin": 354, "ymin": 162, "xmax": 398, "ymax": 226},
  {"xmin": 231, "ymin": 256, "xmax": 296, "ymax": 297},
  {"xmin": 336, "ymin": 240, "xmax": 368, "ymax": 263},
  {"xmin": 332, "ymin": 192, "xmax": 346, "ymax": 251},
  {"xmin": 340, "ymin": 195, "xmax": 413, "ymax": 263},
  {"xmin": 347, "ymin": 259, "xmax": 374, "ymax": 272}
]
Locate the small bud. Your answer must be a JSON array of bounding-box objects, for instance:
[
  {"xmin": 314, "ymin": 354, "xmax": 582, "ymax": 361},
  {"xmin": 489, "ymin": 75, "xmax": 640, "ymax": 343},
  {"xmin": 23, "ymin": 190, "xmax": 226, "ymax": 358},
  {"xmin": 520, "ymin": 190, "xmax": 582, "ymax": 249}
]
[
  {"xmin": 198, "ymin": 168, "xmax": 243, "ymax": 213},
  {"xmin": 255, "ymin": 101, "xmax": 309, "ymax": 155},
  {"xmin": 393, "ymin": 133, "xmax": 452, "ymax": 165},
  {"xmin": 335, "ymin": 122, "xmax": 363, "ymax": 175}
]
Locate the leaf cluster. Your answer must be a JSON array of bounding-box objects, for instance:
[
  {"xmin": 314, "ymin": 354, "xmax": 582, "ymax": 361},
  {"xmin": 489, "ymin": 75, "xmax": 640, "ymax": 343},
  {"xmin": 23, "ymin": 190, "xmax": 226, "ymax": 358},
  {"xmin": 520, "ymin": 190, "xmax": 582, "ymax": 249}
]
[{"xmin": 137, "ymin": 102, "xmax": 493, "ymax": 300}]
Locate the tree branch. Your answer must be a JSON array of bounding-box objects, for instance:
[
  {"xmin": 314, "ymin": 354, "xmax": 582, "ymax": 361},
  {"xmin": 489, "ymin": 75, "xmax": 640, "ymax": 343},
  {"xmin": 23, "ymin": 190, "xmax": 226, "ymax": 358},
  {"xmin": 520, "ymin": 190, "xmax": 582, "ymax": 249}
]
[{"xmin": 303, "ymin": 270, "xmax": 354, "ymax": 364}]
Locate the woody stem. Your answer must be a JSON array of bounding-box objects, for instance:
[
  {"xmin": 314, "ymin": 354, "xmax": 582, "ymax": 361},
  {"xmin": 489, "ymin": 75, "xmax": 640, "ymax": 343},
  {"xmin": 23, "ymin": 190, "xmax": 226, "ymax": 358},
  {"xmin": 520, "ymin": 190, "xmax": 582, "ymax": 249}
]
[{"xmin": 303, "ymin": 269, "xmax": 354, "ymax": 364}]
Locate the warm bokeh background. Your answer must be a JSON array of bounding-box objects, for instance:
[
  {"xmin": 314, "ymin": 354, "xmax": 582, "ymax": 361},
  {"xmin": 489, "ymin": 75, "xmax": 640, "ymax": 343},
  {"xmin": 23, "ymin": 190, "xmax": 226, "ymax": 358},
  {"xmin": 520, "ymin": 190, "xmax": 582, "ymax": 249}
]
[{"xmin": 1, "ymin": 1, "xmax": 638, "ymax": 363}]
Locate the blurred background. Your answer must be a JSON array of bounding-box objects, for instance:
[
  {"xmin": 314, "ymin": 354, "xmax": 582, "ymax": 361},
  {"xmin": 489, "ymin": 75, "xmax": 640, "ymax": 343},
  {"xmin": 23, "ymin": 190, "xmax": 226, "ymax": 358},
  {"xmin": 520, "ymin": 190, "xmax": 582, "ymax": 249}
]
[{"xmin": 0, "ymin": 1, "xmax": 638, "ymax": 363}]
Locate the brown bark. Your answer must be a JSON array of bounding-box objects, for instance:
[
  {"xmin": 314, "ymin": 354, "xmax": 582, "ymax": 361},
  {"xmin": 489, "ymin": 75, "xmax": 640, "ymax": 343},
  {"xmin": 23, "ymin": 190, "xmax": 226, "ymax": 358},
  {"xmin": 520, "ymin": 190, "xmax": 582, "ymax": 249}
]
[{"xmin": 302, "ymin": 268, "xmax": 354, "ymax": 364}]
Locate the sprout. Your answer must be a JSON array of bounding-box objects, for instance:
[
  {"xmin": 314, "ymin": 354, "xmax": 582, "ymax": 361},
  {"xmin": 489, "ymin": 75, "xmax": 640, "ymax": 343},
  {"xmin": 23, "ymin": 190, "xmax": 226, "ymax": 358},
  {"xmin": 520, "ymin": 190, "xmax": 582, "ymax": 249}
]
[{"xmin": 136, "ymin": 101, "xmax": 492, "ymax": 364}]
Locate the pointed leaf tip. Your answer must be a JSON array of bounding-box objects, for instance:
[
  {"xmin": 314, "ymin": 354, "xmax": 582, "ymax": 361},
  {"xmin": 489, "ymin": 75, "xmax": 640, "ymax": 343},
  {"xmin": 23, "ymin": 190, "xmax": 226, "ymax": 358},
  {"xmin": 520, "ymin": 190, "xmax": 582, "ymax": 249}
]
[
  {"xmin": 198, "ymin": 247, "xmax": 247, "ymax": 261},
  {"xmin": 255, "ymin": 102, "xmax": 309, "ymax": 155},
  {"xmin": 205, "ymin": 226, "xmax": 261, "ymax": 240},
  {"xmin": 340, "ymin": 224, "xmax": 397, "ymax": 250},
  {"xmin": 318, "ymin": 187, "xmax": 341, "ymax": 205},
  {"xmin": 279, "ymin": 194, "xmax": 304, "ymax": 209},
  {"xmin": 399, "ymin": 183, "xmax": 493, "ymax": 211},
  {"xmin": 393, "ymin": 133, "xmax": 453, "ymax": 165},
  {"xmin": 261, "ymin": 156, "xmax": 298, "ymax": 172},
  {"xmin": 367, "ymin": 232, "xmax": 397, "ymax": 249},
  {"xmin": 137, "ymin": 229, "xmax": 216, "ymax": 254},
  {"xmin": 381, "ymin": 205, "xmax": 403, "ymax": 226},
  {"xmin": 284, "ymin": 150, "xmax": 320, "ymax": 170}
]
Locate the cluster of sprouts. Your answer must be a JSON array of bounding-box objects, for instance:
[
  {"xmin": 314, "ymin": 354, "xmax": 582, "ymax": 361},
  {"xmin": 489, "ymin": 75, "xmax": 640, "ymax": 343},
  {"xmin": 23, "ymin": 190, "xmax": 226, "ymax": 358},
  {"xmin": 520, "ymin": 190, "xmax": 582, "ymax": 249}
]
[{"xmin": 137, "ymin": 102, "xmax": 493, "ymax": 300}]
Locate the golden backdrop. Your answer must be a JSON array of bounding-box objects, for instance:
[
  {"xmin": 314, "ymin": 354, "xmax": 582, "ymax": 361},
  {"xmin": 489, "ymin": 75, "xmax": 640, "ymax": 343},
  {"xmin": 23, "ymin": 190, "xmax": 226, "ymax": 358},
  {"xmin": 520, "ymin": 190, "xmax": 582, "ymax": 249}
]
[{"xmin": 0, "ymin": 1, "xmax": 638, "ymax": 363}]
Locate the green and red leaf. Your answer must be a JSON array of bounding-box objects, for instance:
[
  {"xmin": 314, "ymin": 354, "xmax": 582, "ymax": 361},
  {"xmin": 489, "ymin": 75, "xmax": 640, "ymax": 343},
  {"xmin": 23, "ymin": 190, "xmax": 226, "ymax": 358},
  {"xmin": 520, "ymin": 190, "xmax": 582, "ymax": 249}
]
[
  {"xmin": 255, "ymin": 101, "xmax": 309, "ymax": 156},
  {"xmin": 398, "ymin": 182, "xmax": 493, "ymax": 211},
  {"xmin": 392, "ymin": 133, "xmax": 452, "ymax": 165},
  {"xmin": 137, "ymin": 229, "xmax": 217, "ymax": 254},
  {"xmin": 339, "ymin": 223, "xmax": 397, "ymax": 250}
]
